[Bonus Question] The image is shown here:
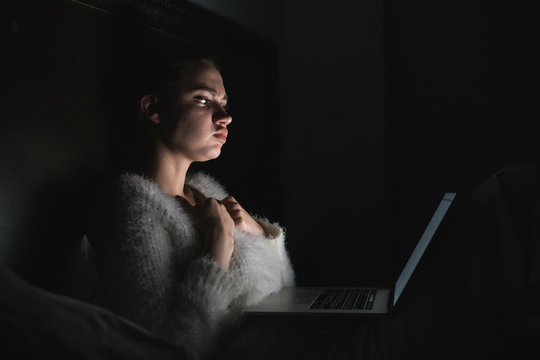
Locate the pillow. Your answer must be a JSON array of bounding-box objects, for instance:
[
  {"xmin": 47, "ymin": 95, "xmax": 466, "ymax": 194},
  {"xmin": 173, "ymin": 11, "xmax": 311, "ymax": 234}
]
[{"xmin": 0, "ymin": 266, "xmax": 192, "ymax": 359}]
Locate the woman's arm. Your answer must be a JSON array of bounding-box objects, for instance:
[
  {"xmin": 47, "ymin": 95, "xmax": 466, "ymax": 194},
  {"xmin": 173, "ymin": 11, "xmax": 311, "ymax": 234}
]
[
  {"xmin": 184, "ymin": 173, "xmax": 295, "ymax": 306},
  {"xmin": 219, "ymin": 198, "xmax": 295, "ymax": 307},
  {"xmin": 96, "ymin": 178, "xmax": 240, "ymax": 358}
]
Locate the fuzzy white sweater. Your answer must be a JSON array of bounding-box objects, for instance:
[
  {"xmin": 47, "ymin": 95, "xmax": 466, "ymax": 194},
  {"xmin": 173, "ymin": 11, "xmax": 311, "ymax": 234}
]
[{"xmin": 92, "ymin": 172, "xmax": 295, "ymax": 359}]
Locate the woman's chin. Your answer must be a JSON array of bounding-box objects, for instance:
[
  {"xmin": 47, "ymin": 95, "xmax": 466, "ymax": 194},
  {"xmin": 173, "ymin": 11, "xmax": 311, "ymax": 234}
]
[{"xmin": 199, "ymin": 149, "xmax": 222, "ymax": 162}]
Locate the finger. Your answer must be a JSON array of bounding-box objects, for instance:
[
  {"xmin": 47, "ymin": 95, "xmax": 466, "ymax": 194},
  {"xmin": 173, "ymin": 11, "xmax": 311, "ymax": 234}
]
[
  {"xmin": 222, "ymin": 200, "xmax": 241, "ymax": 215},
  {"xmin": 221, "ymin": 196, "xmax": 238, "ymax": 206},
  {"xmin": 175, "ymin": 196, "xmax": 201, "ymax": 217},
  {"xmin": 175, "ymin": 195, "xmax": 192, "ymax": 209},
  {"xmin": 199, "ymin": 197, "xmax": 215, "ymax": 210},
  {"xmin": 221, "ymin": 198, "xmax": 242, "ymax": 212},
  {"xmin": 175, "ymin": 195, "xmax": 188, "ymax": 206},
  {"xmin": 203, "ymin": 197, "xmax": 219, "ymax": 205},
  {"xmin": 228, "ymin": 209, "xmax": 242, "ymax": 221}
]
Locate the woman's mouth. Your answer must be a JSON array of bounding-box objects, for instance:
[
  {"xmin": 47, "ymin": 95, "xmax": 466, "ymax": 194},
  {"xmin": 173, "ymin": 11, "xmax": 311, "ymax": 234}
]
[{"xmin": 213, "ymin": 132, "xmax": 227, "ymax": 143}]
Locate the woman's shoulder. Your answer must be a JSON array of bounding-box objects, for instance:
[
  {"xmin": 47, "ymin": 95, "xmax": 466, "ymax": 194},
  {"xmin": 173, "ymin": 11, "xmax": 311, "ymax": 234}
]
[
  {"xmin": 186, "ymin": 171, "xmax": 229, "ymax": 200},
  {"xmin": 115, "ymin": 172, "xmax": 157, "ymax": 195},
  {"xmin": 112, "ymin": 173, "xmax": 169, "ymax": 203},
  {"xmin": 100, "ymin": 173, "xmax": 176, "ymax": 217}
]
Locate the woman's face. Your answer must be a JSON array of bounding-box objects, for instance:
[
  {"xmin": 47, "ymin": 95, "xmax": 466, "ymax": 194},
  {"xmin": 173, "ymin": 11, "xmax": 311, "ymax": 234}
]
[{"xmin": 158, "ymin": 64, "xmax": 231, "ymax": 162}]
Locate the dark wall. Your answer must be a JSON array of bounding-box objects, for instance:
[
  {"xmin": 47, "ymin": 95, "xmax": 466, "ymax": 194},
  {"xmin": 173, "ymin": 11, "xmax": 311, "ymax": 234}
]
[
  {"xmin": 279, "ymin": 1, "xmax": 387, "ymax": 287},
  {"xmin": 385, "ymin": 1, "xmax": 540, "ymax": 267}
]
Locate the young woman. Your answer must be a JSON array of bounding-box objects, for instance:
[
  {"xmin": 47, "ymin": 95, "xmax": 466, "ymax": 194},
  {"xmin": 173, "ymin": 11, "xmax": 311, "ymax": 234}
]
[{"xmin": 91, "ymin": 57, "xmax": 295, "ymax": 359}]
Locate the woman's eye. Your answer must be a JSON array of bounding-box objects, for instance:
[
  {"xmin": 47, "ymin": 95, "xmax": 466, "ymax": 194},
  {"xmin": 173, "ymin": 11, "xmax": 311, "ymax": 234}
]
[{"xmin": 195, "ymin": 96, "xmax": 210, "ymax": 105}]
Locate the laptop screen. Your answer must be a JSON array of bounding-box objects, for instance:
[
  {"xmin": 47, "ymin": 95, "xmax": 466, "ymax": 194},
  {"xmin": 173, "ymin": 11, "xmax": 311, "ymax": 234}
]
[{"xmin": 393, "ymin": 192, "xmax": 456, "ymax": 306}]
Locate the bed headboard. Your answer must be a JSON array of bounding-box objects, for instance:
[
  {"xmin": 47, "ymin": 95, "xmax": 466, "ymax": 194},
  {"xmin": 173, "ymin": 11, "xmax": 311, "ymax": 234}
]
[{"xmin": 1, "ymin": 0, "xmax": 280, "ymax": 292}]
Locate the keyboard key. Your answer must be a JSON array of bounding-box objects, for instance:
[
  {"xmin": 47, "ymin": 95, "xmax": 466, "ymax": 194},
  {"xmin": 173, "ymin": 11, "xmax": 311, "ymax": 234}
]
[
  {"xmin": 322, "ymin": 289, "xmax": 339, "ymax": 309},
  {"xmin": 343, "ymin": 289, "xmax": 359, "ymax": 309},
  {"xmin": 353, "ymin": 289, "xmax": 369, "ymax": 310},
  {"xmin": 309, "ymin": 290, "xmax": 330, "ymax": 309},
  {"xmin": 333, "ymin": 289, "xmax": 350, "ymax": 309}
]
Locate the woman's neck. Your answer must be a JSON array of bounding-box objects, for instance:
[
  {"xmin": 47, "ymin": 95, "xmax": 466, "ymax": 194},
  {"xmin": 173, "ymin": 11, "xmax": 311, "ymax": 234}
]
[{"xmin": 146, "ymin": 141, "xmax": 193, "ymax": 200}]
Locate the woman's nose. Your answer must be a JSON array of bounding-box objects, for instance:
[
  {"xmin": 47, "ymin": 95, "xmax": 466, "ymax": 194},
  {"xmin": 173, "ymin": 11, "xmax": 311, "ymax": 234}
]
[{"xmin": 213, "ymin": 106, "xmax": 232, "ymax": 126}]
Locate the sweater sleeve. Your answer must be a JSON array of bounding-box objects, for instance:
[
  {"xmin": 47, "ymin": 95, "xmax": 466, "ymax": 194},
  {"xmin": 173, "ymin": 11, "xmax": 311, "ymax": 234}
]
[
  {"xmin": 228, "ymin": 217, "xmax": 295, "ymax": 308},
  {"xmin": 96, "ymin": 180, "xmax": 240, "ymax": 359},
  {"xmin": 185, "ymin": 172, "xmax": 295, "ymax": 307},
  {"xmin": 166, "ymin": 257, "xmax": 240, "ymax": 357}
]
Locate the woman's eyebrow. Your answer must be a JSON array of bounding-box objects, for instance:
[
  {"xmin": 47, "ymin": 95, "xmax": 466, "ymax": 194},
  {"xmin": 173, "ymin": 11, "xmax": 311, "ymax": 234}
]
[{"xmin": 190, "ymin": 85, "xmax": 228, "ymax": 100}]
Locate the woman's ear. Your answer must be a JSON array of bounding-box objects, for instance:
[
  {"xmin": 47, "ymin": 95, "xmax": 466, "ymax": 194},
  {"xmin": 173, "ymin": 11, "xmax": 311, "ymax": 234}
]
[{"xmin": 140, "ymin": 94, "xmax": 160, "ymax": 124}]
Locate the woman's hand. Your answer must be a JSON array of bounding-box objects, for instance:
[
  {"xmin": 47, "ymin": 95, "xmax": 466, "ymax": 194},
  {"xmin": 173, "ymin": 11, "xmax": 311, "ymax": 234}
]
[
  {"xmin": 176, "ymin": 196, "xmax": 235, "ymax": 270},
  {"xmin": 220, "ymin": 196, "xmax": 266, "ymax": 237}
]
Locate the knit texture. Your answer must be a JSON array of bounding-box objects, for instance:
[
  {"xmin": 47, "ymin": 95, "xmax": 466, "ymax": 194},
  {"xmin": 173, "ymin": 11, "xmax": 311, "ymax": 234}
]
[{"xmin": 93, "ymin": 172, "xmax": 295, "ymax": 359}]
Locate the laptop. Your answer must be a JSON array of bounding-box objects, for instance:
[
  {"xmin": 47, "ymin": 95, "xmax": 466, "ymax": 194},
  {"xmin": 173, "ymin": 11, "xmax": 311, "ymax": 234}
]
[{"xmin": 244, "ymin": 192, "xmax": 456, "ymax": 316}]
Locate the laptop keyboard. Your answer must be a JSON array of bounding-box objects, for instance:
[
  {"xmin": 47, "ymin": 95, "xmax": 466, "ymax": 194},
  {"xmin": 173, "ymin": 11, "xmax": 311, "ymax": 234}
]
[{"xmin": 309, "ymin": 288, "xmax": 377, "ymax": 310}]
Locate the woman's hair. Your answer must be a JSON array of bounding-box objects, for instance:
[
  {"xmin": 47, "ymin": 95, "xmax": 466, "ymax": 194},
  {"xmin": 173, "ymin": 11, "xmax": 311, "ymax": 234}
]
[{"xmin": 138, "ymin": 55, "xmax": 221, "ymax": 103}]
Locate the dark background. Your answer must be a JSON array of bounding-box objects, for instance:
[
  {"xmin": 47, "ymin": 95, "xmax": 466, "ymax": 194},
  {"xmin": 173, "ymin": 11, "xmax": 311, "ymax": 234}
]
[
  {"xmin": 1, "ymin": 0, "xmax": 539, "ymax": 292},
  {"xmin": 188, "ymin": 0, "xmax": 540, "ymax": 286}
]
